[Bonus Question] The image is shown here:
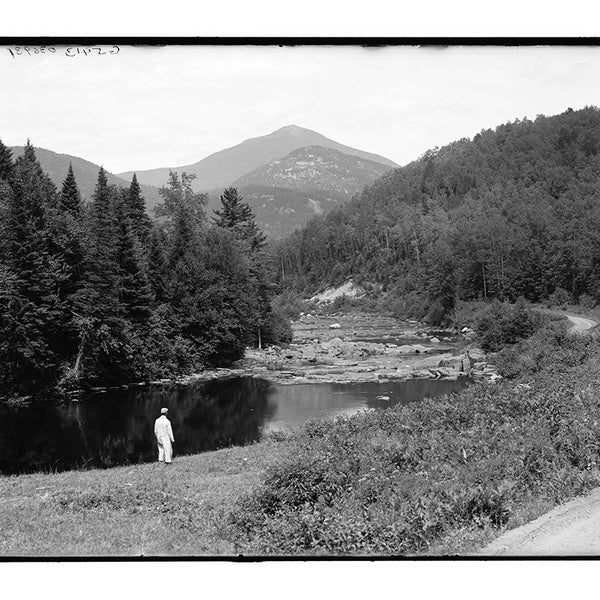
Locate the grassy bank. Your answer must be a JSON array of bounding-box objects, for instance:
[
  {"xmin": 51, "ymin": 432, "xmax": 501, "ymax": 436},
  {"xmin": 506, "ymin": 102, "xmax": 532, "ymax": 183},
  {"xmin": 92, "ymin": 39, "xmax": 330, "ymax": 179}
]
[{"xmin": 0, "ymin": 439, "xmax": 294, "ymax": 556}]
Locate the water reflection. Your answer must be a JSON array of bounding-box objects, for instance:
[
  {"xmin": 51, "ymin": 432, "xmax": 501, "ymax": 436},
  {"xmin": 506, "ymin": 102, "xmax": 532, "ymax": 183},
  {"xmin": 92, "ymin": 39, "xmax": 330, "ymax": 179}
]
[
  {"xmin": 0, "ymin": 378, "xmax": 276, "ymax": 475},
  {"xmin": 262, "ymin": 378, "xmax": 468, "ymax": 431},
  {"xmin": 0, "ymin": 376, "xmax": 468, "ymax": 475}
]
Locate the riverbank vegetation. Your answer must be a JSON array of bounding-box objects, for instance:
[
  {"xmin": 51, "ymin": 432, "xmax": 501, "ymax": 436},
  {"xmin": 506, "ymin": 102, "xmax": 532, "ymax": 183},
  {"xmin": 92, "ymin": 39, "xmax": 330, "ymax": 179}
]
[
  {"xmin": 226, "ymin": 318, "xmax": 600, "ymax": 555},
  {"xmin": 0, "ymin": 141, "xmax": 290, "ymax": 400}
]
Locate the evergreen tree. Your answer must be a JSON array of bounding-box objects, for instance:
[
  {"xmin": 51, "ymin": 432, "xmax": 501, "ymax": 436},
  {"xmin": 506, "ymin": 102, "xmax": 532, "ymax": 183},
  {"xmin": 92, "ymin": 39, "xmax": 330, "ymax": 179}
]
[
  {"xmin": 59, "ymin": 163, "xmax": 82, "ymax": 216},
  {"xmin": 71, "ymin": 170, "xmax": 126, "ymax": 383},
  {"xmin": 91, "ymin": 166, "xmax": 111, "ymax": 227},
  {"xmin": 125, "ymin": 174, "xmax": 152, "ymax": 245},
  {"xmin": 0, "ymin": 139, "xmax": 14, "ymax": 181},
  {"xmin": 114, "ymin": 197, "xmax": 153, "ymax": 324},
  {"xmin": 147, "ymin": 226, "xmax": 168, "ymax": 303},
  {"xmin": 0, "ymin": 140, "xmax": 14, "ymax": 261},
  {"xmin": 213, "ymin": 187, "xmax": 266, "ymax": 250},
  {"xmin": 43, "ymin": 165, "xmax": 87, "ymax": 361},
  {"xmin": 0, "ymin": 142, "xmax": 65, "ymax": 393}
]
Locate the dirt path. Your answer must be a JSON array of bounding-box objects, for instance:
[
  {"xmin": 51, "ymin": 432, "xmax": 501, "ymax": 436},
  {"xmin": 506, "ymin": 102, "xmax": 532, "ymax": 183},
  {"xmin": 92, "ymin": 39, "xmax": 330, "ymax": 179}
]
[
  {"xmin": 565, "ymin": 314, "xmax": 597, "ymax": 334},
  {"xmin": 481, "ymin": 312, "xmax": 598, "ymax": 556},
  {"xmin": 483, "ymin": 488, "xmax": 600, "ymax": 555}
]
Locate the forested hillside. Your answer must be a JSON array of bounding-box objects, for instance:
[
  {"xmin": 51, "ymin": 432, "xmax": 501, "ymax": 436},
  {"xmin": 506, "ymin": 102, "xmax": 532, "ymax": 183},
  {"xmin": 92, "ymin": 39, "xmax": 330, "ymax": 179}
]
[
  {"xmin": 273, "ymin": 107, "xmax": 600, "ymax": 322},
  {"xmin": 0, "ymin": 142, "xmax": 289, "ymax": 400},
  {"xmin": 11, "ymin": 146, "xmax": 162, "ymax": 208}
]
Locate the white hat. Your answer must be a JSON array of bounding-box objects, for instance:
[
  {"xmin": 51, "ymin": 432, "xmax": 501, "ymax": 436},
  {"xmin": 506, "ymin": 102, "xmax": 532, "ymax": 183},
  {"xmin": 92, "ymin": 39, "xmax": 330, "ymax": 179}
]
[{"xmin": 160, "ymin": 407, "xmax": 168, "ymax": 415}]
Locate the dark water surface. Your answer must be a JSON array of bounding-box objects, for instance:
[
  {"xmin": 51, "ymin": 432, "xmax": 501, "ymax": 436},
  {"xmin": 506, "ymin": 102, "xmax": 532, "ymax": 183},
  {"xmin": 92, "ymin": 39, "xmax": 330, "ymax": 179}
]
[{"xmin": 0, "ymin": 376, "xmax": 468, "ymax": 475}]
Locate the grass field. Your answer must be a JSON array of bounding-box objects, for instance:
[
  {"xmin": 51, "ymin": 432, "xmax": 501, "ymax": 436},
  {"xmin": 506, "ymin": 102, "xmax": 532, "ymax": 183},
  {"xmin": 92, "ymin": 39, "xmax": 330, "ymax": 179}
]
[{"xmin": 0, "ymin": 438, "xmax": 292, "ymax": 556}]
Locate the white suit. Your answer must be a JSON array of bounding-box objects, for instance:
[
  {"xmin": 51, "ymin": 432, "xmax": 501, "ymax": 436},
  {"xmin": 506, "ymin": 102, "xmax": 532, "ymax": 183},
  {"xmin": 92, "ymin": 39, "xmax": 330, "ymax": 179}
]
[{"xmin": 154, "ymin": 415, "xmax": 175, "ymax": 463}]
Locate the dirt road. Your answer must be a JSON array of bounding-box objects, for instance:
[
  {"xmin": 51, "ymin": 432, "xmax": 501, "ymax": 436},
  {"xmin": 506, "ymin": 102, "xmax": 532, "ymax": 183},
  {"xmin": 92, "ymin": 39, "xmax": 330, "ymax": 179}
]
[
  {"xmin": 482, "ymin": 312, "xmax": 598, "ymax": 556},
  {"xmin": 483, "ymin": 488, "xmax": 600, "ymax": 555},
  {"xmin": 565, "ymin": 314, "xmax": 597, "ymax": 334}
]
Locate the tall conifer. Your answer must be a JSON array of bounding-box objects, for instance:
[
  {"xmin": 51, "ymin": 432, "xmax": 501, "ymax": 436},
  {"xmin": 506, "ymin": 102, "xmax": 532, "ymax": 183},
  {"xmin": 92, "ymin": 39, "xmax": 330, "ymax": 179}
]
[
  {"xmin": 213, "ymin": 187, "xmax": 266, "ymax": 250},
  {"xmin": 0, "ymin": 142, "xmax": 64, "ymax": 393},
  {"xmin": 125, "ymin": 174, "xmax": 152, "ymax": 245},
  {"xmin": 59, "ymin": 163, "xmax": 82, "ymax": 216},
  {"xmin": 114, "ymin": 198, "xmax": 153, "ymax": 324},
  {"xmin": 0, "ymin": 139, "xmax": 14, "ymax": 181},
  {"xmin": 147, "ymin": 226, "xmax": 168, "ymax": 303}
]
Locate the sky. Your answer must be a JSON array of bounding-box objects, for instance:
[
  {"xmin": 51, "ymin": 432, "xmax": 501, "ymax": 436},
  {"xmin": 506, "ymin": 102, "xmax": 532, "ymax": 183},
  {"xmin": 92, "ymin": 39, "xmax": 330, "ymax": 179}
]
[{"xmin": 2, "ymin": 44, "xmax": 600, "ymax": 174}]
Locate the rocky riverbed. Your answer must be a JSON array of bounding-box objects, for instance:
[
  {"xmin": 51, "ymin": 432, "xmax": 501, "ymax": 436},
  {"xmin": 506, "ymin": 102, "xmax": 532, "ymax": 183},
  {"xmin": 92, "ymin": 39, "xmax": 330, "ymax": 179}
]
[
  {"xmin": 80, "ymin": 313, "xmax": 500, "ymax": 394},
  {"xmin": 237, "ymin": 313, "xmax": 499, "ymax": 385}
]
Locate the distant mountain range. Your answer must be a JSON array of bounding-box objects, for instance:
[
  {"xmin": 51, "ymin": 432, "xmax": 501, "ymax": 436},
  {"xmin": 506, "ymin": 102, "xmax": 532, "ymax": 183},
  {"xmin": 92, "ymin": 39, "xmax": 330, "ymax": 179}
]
[
  {"xmin": 117, "ymin": 125, "xmax": 397, "ymax": 191},
  {"xmin": 13, "ymin": 125, "xmax": 397, "ymax": 239},
  {"xmin": 10, "ymin": 146, "xmax": 162, "ymax": 207},
  {"xmin": 226, "ymin": 146, "xmax": 394, "ymax": 237}
]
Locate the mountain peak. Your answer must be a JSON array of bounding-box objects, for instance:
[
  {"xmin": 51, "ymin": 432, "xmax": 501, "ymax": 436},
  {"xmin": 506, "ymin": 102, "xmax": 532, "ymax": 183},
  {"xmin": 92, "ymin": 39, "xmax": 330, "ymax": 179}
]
[
  {"xmin": 118, "ymin": 124, "xmax": 397, "ymax": 190},
  {"xmin": 270, "ymin": 124, "xmax": 310, "ymax": 136}
]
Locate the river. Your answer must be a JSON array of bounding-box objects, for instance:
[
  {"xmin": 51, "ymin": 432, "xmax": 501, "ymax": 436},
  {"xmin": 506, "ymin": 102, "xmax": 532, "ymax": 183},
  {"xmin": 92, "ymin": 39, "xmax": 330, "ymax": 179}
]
[{"xmin": 0, "ymin": 376, "xmax": 468, "ymax": 475}]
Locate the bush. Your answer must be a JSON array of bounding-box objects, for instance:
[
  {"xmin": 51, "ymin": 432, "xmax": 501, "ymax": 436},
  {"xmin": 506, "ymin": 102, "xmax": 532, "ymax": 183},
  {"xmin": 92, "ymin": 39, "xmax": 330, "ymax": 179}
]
[
  {"xmin": 547, "ymin": 287, "xmax": 572, "ymax": 309},
  {"xmin": 387, "ymin": 290, "xmax": 429, "ymax": 321},
  {"xmin": 475, "ymin": 300, "xmax": 545, "ymax": 352},
  {"xmin": 260, "ymin": 306, "xmax": 293, "ymax": 347},
  {"xmin": 272, "ymin": 291, "xmax": 314, "ymax": 321},
  {"xmin": 578, "ymin": 293, "xmax": 597, "ymax": 309},
  {"xmin": 496, "ymin": 320, "xmax": 587, "ymax": 379},
  {"xmin": 424, "ymin": 301, "xmax": 451, "ymax": 327}
]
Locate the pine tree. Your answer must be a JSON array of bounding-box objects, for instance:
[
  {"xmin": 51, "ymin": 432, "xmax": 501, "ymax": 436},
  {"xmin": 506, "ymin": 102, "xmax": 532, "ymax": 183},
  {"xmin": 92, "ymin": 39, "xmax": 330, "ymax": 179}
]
[
  {"xmin": 125, "ymin": 174, "xmax": 152, "ymax": 245},
  {"xmin": 59, "ymin": 163, "xmax": 82, "ymax": 216},
  {"xmin": 43, "ymin": 164, "xmax": 87, "ymax": 362},
  {"xmin": 213, "ymin": 187, "xmax": 266, "ymax": 250},
  {"xmin": 114, "ymin": 197, "xmax": 153, "ymax": 324},
  {"xmin": 0, "ymin": 138, "xmax": 14, "ymax": 181},
  {"xmin": 147, "ymin": 226, "xmax": 168, "ymax": 303},
  {"xmin": 0, "ymin": 140, "xmax": 14, "ymax": 261},
  {"xmin": 91, "ymin": 166, "xmax": 111, "ymax": 227},
  {"xmin": 70, "ymin": 169, "xmax": 125, "ymax": 381},
  {"xmin": 77, "ymin": 169, "xmax": 121, "ymax": 319},
  {"xmin": 213, "ymin": 187, "xmax": 253, "ymax": 229},
  {"xmin": 0, "ymin": 142, "xmax": 65, "ymax": 393}
]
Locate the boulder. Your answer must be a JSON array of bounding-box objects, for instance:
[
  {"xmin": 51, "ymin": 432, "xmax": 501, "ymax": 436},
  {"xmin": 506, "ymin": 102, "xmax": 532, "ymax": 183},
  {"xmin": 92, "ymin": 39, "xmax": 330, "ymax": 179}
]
[
  {"xmin": 438, "ymin": 355, "xmax": 471, "ymax": 372},
  {"xmin": 329, "ymin": 323, "xmax": 341, "ymax": 329},
  {"xmin": 469, "ymin": 348, "xmax": 486, "ymax": 361},
  {"xmin": 430, "ymin": 337, "xmax": 441, "ymax": 344},
  {"xmin": 302, "ymin": 347, "xmax": 317, "ymax": 361}
]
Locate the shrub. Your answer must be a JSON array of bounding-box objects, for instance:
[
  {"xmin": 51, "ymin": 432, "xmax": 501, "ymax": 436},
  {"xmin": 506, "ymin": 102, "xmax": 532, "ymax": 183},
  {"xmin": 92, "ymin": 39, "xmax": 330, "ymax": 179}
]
[
  {"xmin": 387, "ymin": 290, "xmax": 429, "ymax": 321},
  {"xmin": 547, "ymin": 287, "xmax": 572, "ymax": 309},
  {"xmin": 578, "ymin": 293, "xmax": 597, "ymax": 309},
  {"xmin": 272, "ymin": 291, "xmax": 313, "ymax": 321},
  {"xmin": 260, "ymin": 306, "xmax": 293, "ymax": 347},
  {"xmin": 475, "ymin": 300, "xmax": 545, "ymax": 352}
]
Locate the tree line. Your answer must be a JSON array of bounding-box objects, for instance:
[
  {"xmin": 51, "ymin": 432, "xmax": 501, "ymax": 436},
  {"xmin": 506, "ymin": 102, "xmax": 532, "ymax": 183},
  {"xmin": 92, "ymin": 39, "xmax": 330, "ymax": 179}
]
[
  {"xmin": 0, "ymin": 141, "xmax": 290, "ymax": 399},
  {"xmin": 272, "ymin": 106, "xmax": 600, "ymax": 323}
]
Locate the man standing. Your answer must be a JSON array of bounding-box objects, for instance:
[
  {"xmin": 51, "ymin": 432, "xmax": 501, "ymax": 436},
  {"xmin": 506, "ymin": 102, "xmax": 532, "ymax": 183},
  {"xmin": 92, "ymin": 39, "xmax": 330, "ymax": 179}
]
[{"xmin": 154, "ymin": 407, "xmax": 175, "ymax": 464}]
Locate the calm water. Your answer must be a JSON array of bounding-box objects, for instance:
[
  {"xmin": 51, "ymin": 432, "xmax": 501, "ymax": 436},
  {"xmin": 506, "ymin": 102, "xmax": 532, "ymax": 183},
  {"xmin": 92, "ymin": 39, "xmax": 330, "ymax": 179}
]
[{"xmin": 0, "ymin": 376, "xmax": 468, "ymax": 475}]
